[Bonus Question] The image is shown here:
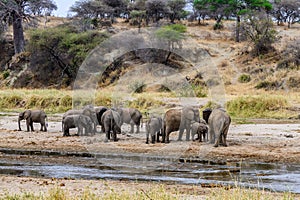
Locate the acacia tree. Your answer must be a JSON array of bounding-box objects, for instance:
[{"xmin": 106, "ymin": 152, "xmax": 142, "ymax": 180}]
[
  {"xmin": 145, "ymin": 0, "xmax": 169, "ymax": 23},
  {"xmin": 0, "ymin": 0, "xmax": 57, "ymax": 54},
  {"xmin": 167, "ymin": 0, "xmax": 186, "ymax": 23}
]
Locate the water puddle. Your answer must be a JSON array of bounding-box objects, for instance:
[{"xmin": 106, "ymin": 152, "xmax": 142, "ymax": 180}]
[{"xmin": 0, "ymin": 153, "xmax": 299, "ymax": 194}]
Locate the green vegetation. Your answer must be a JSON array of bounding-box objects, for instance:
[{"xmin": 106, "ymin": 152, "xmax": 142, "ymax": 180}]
[
  {"xmin": 191, "ymin": 84, "xmax": 207, "ymax": 98},
  {"xmin": 0, "ymin": 89, "xmax": 72, "ymax": 113},
  {"xmin": 1, "ymin": 70, "xmax": 10, "ymax": 79},
  {"xmin": 155, "ymin": 24, "xmax": 187, "ymax": 50},
  {"xmin": 226, "ymin": 95, "xmax": 292, "ymax": 118},
  {"xmin": 238, "ymin": 74, "xmax": 251, "ymax": 83},
  {"xmin": 27, "ymin": 25, "xmax": 109, "ymax": 86}
]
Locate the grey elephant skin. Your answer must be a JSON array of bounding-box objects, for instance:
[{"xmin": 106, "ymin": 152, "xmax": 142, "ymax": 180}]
[
  {"xmin": 101, "ymin": 109, "xmax": 122, "ymax": 142},
  {"xmin": 119, "ymin": 108, "xmax": 142, "ymax": 133},
  {"xmin": 95, "ymin": 106, "xmax": 108, "ymax": 132},
  {"xmin": 191, "ymin": 120, "xmax": 208, "ymax": 142},
  {"xmin": 63, "ymin": 107, "xmax": 97, "ymax": 134},
  {"xmin": 62, "ymin": 114, "xmax": 93, "ymax": 136},
  {"xmin": 145, "ymin": 116, "xmax": 162, "ymax": 144},
  {"xmin": 207, "ymin": 108, "xmax": 231, "ymax": 147},
  {"xmin": 18, "ymin": 110, "xmax": 47, "ymax": 132},
  {"xmin": 162, "ymin": 106, "xmax": 200, "ymax": 143}
]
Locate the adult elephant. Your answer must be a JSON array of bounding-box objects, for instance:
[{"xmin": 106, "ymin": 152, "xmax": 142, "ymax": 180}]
[
  {"xmin": 162, "ymin": 106, "xmax": 200, "ymax": 143},
  {"xmin": 101, "ymin": 109, "xmax": 122, "ymax": 142},
  {"xmin": 63, "ymin": 107, "xmax": 97, "ymax": 134},
  {"xmin": 119, "ymin": 108, "xmax": 142, "ymax": 133},
  {"xmin": 18, "ymin": 110, "xmax": 47, "ymax": 132},
  {"xmin": 207, "ymin": 108, "xmax": 231, "ymax": 147}
]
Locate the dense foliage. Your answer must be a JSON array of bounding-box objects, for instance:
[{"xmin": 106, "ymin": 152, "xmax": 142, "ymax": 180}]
[{"xmin": 27, "ymin": 25, "xmax": 108, "ymax": 86}]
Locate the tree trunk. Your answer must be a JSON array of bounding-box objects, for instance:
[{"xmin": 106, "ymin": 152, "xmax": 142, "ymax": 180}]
[
  {"xmin": 12, "ymin": 13, "xmax": 25, "ymax": 54},
  {"xmin": 235, "ymin": 15, "xmax": 241, "ymax": 42}
]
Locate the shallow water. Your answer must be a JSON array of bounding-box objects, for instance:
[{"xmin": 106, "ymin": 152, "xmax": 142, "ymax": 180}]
[{"xmin": 0, "ymin": 154, "xmax": 299, "ymax": 194}]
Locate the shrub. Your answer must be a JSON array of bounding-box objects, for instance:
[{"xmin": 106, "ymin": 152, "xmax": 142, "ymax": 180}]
[
  {"xmin": 238, "ymin": 74, "xmax": 251, "ymax": 83},
  {"xmin": 241, "ymin": 11, "xmax": 279, "ymax": 56},
  {"xmin": 2, "ymin": 70, "xmax": 10, "ymax": 79},
  {"xmin": 278, "ymin": 37, "xmax": 300, "ymax": 70},
  {"xmin": 255, "ymin": 81, "xmax": 279, "ymax": 90},
  {"xmin": 191, "ymin": 84, "xmax": 207, "ymax": 97}
]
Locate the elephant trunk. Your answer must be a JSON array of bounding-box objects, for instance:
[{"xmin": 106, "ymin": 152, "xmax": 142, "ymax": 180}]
[{"xmin": 18, "ymin": 117, "xmax": 22, "ymax": 131}]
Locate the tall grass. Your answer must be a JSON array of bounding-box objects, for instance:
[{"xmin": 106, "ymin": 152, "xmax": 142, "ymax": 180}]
[
  {"xmin": 0, "ymin": 89, "xmax": 167, "ymax": 114},
  {"xmin": 226, "ymin": 95, "xmax": 294, "ymax": 119}
]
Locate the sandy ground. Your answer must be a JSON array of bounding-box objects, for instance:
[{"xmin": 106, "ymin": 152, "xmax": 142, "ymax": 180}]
[
  {"xmin": 0, "ymin": 113, "xmax": 299, "ymax": 198},
  {"xmin": 0, "ymin": 113, "xmax": 299, "ymax": 163}
]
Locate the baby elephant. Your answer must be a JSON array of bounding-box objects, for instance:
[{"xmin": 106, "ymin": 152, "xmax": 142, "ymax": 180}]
[
  {"xmin": 146, "ymin": 116, "xmax": 162, "ymax": 144},
  {"xmin": 18, "ymin": 110, "xmax": 47, "ymax": 132},
  {"xmin": 62, "ymin": 114, "xmax": 93, "ymax": 137},
  {"xmin": 191, "ymin": 120, "xmax": 208, "ymax": 142}
]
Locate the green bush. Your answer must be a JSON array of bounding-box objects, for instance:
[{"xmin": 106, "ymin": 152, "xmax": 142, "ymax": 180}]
[
  {"xmin": 191, "ymin": 84, "xmax": 207, "ymax": 97},
  {"xmin": 238, "ymin": 74, "xmax": 251, "ymax": 83},
  {"xmin": 255, "ymin": 81, "xmax": 278, "ymax": 90},
  {"xmin": 2, "ymin": 70, "xmax": 10, "ymax": 79}
]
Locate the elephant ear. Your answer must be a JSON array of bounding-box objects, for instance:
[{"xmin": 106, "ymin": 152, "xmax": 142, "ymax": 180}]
[
  {"xmin": 19, "ymin": 111, "xmax": 25, "ymax": 118},
  {"xmin": 24, "ymin": 110, "xmax": 32, "ymax": 119},
  {"xmin": 182, "ymin": 107, "xmax": 195, "ymax": 121}
]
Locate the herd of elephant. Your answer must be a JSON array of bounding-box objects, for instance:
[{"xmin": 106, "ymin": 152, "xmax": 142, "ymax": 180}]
[{"xmin": 17, "ymin": 105, "xmax": 231, "ymax": 147}]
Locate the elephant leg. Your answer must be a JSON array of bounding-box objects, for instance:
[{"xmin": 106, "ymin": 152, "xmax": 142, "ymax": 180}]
[
  {"xmin": 177, "ymin": 128, "xmax": 184, "ymax": 141},
  {"xmin": 156, "ymin": 131, "xmax": 160, "ymax": 143},
  {"xmin": 136, "ymin": 124, "xmax": 140, "ymax": 133},
  {"xmin": 165, "ymin": 127, "xmax": 171, "ymax": 143},
  {"xmin": 130, "ymin": 123, "xmax": 134, "ymax": 133},
  {"xmin": 213, "ymin": 131, "xmax": 221, "ymax": 147},
  {"xmin": 112, "ymin": 128, "xmax": 117, "ymax": 141},
  {"xmin": 63, "ymin": 127, "xmax": 70, "ymax": 137},
  {"xmin": 209, "ymin": 127, "xmax": 215, "ymax": 144},
  {"xmin": 146, "ymin": 131, "xmax": 150, "ymax": 144},
  {"xmin": 43, "ymin": 122, "xmax": 47, "ymax": 132},
  {"xmin": 186, "ymin": 126, "xmax": 191, "ymax": 141},
  {"xmin": 26, "ymin": 119, "xmax": 30, "ymax": 132},
  {"xmin": 199, "ymin": 132, "xmax": 202, "ymax": 142},
  {"xmin": 151, "ymin": 133, "xmax": 155, "ymax": 144},
  {"xmin": 104, "ymin": 131, "xmax": 109, "ymax": 142},
  {"xmin": 222, "ymin": 126, "xmax": 229, "ymax": 147}
]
